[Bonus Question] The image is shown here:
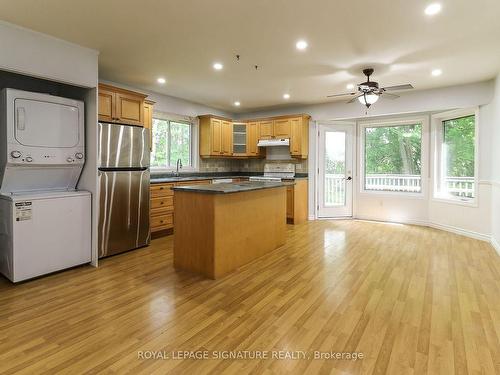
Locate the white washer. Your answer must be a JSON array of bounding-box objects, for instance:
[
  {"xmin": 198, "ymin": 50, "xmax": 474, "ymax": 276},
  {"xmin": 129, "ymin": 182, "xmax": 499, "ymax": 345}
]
[{"xmin": 0, "ymin": 190, "xmax": 91, "ymax": 282}]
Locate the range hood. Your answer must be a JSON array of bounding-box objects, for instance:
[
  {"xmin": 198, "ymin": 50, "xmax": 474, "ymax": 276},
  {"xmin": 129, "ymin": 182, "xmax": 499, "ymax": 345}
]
[{"xmin": 257, "ymin": 138, "xmax": 290, "ymax": 147}]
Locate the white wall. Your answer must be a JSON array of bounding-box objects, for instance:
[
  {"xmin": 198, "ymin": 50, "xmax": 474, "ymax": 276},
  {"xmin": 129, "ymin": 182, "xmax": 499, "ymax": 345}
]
[
  {"xmin": 0, "ymin": 21, "xmax": 98, "ymax": 88},
  {"xmin": 488, "ymin": 75, "xmax": 500, "ymax": 251}
]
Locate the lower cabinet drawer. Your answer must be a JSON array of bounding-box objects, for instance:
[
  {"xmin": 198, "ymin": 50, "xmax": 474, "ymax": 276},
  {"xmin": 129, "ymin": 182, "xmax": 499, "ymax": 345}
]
[
  {"xmin": 151, "ymin": 183, "xmax": 175, "ymax": 197},
  {"xmin": 151, "ymin": 213, "xmax": 173, "ymax": 231},
  {"xmin": 151, "ymin": 196, "xmax": 173, "ymax": 210}
]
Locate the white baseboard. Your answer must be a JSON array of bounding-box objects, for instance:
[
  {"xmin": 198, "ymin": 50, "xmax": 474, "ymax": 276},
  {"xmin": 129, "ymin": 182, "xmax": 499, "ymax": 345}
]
[
  {"xmin": 491, "ymin": 236, "xmax": 500, "ymax": 256},
  {"xmin": 352, "ymin": 215, "xmax": 490, "ymax": 242},
  {"xmin": 427, "ymin": 222, "xmax": 490, "ymax": 242},
  {"xmin": 354, "ymin": 215, "xmax": 428, "ymax": 227},
  {"xmin": 308, "ymin": 215, "xmax": 315, "ymax": 221}
]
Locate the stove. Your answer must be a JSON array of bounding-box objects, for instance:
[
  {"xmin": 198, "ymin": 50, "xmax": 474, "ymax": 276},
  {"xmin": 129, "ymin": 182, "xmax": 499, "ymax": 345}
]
[{"xmin": 248, "ymin": 163, "xmax": 295, "ymax": 182}]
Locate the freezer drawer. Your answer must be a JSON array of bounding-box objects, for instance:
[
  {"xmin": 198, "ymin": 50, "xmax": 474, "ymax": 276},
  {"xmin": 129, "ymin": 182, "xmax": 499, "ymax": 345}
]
[
  {"xmin": 98, "ymin": 122, "xmax": 149, "ymax": 168},
  {"xmin": 98, "ymin": 169, "xmax": 150, "ymax": 257}
]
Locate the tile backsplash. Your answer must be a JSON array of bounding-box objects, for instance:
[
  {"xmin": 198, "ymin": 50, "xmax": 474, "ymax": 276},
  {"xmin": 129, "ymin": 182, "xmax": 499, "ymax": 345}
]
[{"xmin": 198, "ymin": 158, "xmax": 308, "ymax": 173}]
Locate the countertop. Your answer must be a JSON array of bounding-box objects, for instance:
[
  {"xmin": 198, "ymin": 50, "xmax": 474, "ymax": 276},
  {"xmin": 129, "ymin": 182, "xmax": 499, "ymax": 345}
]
[
  {"xmin": 150, "ymin": 173, "xmax": 308, "ymax": 184},
  {"xmin": 172, "ymin": 181, "xmax": 293, "ymax": 194}
]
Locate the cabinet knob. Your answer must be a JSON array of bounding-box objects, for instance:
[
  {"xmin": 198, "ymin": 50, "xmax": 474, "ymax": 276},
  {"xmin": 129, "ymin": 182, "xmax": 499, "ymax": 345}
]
[{"xmin": 159, "ymin": 187, "xmax": 164, "ymax": 190}]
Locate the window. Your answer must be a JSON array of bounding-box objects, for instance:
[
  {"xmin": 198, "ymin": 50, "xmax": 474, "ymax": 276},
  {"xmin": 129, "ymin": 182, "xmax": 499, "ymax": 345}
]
[
  {"xmin": 151, "ymin": 117, "xmax": 192, "ymax": 169},
  {"xmin": 435, "ymin": 112, "xmax": 476, "ymax": 201},
  {"xmin": 363, "ymin": 121, "xmax": 423, "ymax": 193}
]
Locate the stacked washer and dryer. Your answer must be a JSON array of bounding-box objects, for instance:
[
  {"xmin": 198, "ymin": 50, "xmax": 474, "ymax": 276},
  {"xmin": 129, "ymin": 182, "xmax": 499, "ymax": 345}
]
[{"xmin": 0, "ymin": 89, "xmax": 91, "ymax": 282}]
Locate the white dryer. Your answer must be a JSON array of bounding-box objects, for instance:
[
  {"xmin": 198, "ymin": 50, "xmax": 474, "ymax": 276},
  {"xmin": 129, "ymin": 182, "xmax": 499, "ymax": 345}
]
[{"xmin": 0, "ymin": 88, "xmax": 85, "ymax": 193}]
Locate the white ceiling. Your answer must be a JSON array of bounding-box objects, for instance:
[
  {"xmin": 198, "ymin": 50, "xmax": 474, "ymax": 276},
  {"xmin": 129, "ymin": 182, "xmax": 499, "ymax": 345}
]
[{"xmin": 1, "ymin": 0, "xmax": 499, "ymax": 112}]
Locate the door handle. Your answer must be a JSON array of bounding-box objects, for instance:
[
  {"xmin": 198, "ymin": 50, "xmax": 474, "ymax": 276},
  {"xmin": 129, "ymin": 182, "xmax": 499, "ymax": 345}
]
[
  {"xmin": 17, "ymin": 107, "xmax": 26, "ymax": 130},
  {"xmin": 346, "ymin": 176, "xmax": 352, "ymax": 181}
]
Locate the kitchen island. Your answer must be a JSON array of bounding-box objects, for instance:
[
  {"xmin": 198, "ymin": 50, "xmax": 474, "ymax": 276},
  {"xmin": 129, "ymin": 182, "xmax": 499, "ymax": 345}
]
[{"xmin": 173, "ymin": 181, "xmax": 289, "ymax": 279}]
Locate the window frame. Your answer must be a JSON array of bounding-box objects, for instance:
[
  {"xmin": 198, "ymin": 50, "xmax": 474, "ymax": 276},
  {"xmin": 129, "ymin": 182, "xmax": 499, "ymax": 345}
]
[
  {"xmin": 150, "ymin": 112, "xmax": 198, "ymax": 172},
  {"xmin": 358, "ymin": 116, "xmax": 429, "ymax": 198},
  {"xmin": 431, "ymin": 108, "xmax": 479, "ymax": 206}
]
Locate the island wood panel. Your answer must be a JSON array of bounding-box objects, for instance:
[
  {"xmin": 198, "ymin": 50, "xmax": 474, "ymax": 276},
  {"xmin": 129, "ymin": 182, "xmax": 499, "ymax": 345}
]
[{"xmin": 174, "ymin": 187, "xmax": 286, "ymax": 279}]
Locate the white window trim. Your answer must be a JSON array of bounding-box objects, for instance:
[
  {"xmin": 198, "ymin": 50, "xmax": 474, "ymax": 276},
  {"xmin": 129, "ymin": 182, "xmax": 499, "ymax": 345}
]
[
  {"xmin": 358, "ymin": 116, "xmax": 429, "ymax": 198},
  {"xmin": 431, "ymin": 107, "xmax": 479, "ymax": 207},
  {"xmin": 150, "ymin": 111, "xmax": 199, "ymax": 173}
]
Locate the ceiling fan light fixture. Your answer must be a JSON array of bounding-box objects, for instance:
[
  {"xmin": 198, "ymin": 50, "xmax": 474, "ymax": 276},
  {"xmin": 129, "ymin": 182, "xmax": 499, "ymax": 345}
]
[{"xmin": 358, "ymin": 93, "xmax": 379, "ymax": 107}]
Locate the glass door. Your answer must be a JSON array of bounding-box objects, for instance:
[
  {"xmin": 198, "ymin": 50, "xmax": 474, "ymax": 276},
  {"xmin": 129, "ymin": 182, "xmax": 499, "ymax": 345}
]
[{"xmin": 317, "ymin": 124, "xmax": 354, "ymax": 217}]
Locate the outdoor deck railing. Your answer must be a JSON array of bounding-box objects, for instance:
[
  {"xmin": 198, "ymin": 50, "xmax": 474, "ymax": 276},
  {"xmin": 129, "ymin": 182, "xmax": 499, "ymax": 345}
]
[{"xmin": 324, "ymin": 174, "xmax": 474, "ymax": 205}]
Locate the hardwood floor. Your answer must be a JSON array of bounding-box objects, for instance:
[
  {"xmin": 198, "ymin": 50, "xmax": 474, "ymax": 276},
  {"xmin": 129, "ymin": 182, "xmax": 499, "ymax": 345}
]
[{"xmin": 1, "ymin": 220, "xmax": 499, "ymax": 374}]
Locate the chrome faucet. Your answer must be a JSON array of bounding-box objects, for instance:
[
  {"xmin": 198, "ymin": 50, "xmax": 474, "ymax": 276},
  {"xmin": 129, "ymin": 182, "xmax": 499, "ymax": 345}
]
[{"xmin": 175, "ymin": 158, "xmax": 183, "ymax": 177}]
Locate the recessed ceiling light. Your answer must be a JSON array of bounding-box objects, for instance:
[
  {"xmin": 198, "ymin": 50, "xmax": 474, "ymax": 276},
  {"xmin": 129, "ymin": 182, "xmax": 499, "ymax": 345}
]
[
  {"xmin": 295, "ymin": 40, "xmax": 308, "ymax": 50},
  {"xmin": 157, "ymin": 77, "xmax": 166, "ymax": 84},
  {"xmin": 346, "ymin": 83, "xmax": 355, "ymax": 90},
  {"xmin": 425, "ymin": 3, "xmax": 442, "ymax": 15},
  {"xmin": 431, "ymin": 68, "xmax": 442, "ymax": 76},
  {"xmin": 283, "ymin": 93, "xmax": 290, "ymax": 99},
  {"xmin": 234, "ymin": 101, "xmax": 241, "ymax": 106},
  {"xmin": 213, "ymin": 62, "xmax": 223, "ymax": 70}
]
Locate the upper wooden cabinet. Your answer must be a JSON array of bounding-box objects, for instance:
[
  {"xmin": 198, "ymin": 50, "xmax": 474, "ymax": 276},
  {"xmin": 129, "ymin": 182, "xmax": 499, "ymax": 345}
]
[
  {"xmin": 258, "ymin": 115, "xmax": 309, "ymax": 158},
  {"xmin": 143, "ymin": 100, "xmax": 155, "ymax": 151},
  {"xmin": 199, "ymin": 115, "xmax": 233, "ymax": 157},
  {"xmin": 258, "ymin": 120, "xmax": 274, "ymax": 139},
  {"xmin": 98, "ymin": 83, "xmax": 147, "ymax": 126},
  {"xmin": 199, "ymin": 114, "xmax": 309, "ymax": 159},
  {"xmin": 273, "ymin": 118, "xmax": 291, "ymax": 138},
  {"xmin": 258, "ymin": 118, "xmax": 291, "ymax": 139},
  {"xmin": 289, "ymin": 116, "xmax": 309, "ymax": 158},
  {"xmin": 247, "ymin": 122, "xmax": 260, "ymax": 156}
]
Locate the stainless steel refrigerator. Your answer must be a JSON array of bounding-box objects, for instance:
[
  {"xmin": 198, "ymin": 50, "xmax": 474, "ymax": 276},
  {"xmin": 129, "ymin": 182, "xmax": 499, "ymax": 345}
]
[{"xmin": 98, "ymin": 122, "xmax": 150, "ymax": 258}]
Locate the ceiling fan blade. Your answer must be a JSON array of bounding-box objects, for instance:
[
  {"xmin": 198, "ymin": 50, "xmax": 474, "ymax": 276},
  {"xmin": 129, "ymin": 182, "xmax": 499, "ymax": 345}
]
[
  {"xmin": 381, "ymin": 84, "xmax": 414, "ymax": 91},
  {"xmin": 347, "ymin": 94, "xmax": 363, "ymax": 103},
  {"xmin": 381, "ymin": 92, "xmax": 400, "ymax": 99},
  {"xmin": 327, "ymin": 92, "xmax": 357, "ymax": 98}
]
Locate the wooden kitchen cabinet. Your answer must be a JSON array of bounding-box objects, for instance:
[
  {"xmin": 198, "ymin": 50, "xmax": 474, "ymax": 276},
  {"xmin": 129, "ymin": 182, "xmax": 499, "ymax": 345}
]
[
  {"xmin": 151, "ymin": 179, "xmax": 212, "ymax": 237},
  {"xmin": 97, "ymin": 85, "xmax": 115, "ymax": 123},
  {"xmin": 221, "ymin": 120, "xmax": 233, "ymax": 155},
  {"xmin": 199, "ymin": 115, "xmax": 233, "ymax": 157},
  {"xmin": 259, "ymin": 120, "xmax": 274, "ymax": 139},
  {"xmin": 285, "ymin": 179, "xmax": 308, "ymax": 224},
  {"xmin": 258, "ymin": 118, "xmax": 291, "ymax": 139},
  {"xmin": 98, "ymin": 83, "xmax": 147, "ymax": 126},
  {"xmin": 143, "ymin": 100, "xmax": 155, "ymax": 151},
  {"xmin": 247, "ymin": 122, "xmax": 260, "ymax": 156},
  {"xmin": 289, "ymin": 116, "xmax": 309, "ymax": 158},
  {"xmin": 273, "ymin": 118, "xmax": 291, "ymax": 138},
  {"xmin": 199, "ymin": 113, "xmax": 309, "ymax": 159}
]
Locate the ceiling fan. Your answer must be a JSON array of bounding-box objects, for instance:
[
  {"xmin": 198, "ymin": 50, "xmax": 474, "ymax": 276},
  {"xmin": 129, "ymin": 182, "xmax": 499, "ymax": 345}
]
[{"xmin": 327, "ymin": 68, "xmax": 414, "ymax": 109}]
